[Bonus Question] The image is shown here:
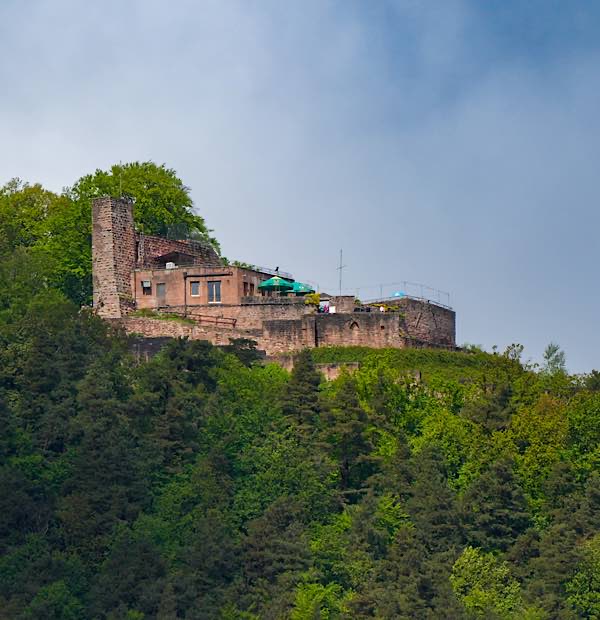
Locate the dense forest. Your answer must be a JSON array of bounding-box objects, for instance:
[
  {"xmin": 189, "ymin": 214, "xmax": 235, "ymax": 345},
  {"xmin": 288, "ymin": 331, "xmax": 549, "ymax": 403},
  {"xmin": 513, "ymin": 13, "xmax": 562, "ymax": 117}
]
[
  {"xmin": 2, "ymin": 303, "xmax": 600, "ymax": 618},
  {"xmin": 3, "ymin": 165, "xmax": 600, "ymax": 618}
]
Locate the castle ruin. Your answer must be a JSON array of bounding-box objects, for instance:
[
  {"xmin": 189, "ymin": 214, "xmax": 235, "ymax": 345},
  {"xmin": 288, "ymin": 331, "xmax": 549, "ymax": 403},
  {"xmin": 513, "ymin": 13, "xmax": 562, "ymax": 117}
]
[{"xmin": 92, "ymin": 197, "xmax": 456, "ymax": 355}]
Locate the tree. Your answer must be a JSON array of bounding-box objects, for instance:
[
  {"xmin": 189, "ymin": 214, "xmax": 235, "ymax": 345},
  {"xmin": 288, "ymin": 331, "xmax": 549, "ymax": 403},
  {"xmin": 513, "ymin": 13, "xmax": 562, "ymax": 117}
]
[
  {"xmin": 542, "ymin": 343, "xmax": 566, "ymax": 375},
  {"xmin": 461, "ymin": 458, "xmax": 530, "ymax": 553},
  {"xmin": 322, "ymin": 375, "xmax": 378, "ymax": 495},
  {"xmin": 1, "ymin": 163, "xmax": 220, "ymax": 305},
  {"xmin": 57, "ymin": 355, "xmax": 147, "ymax": 561},
  {"xmin": 525, "ymin": 521, "xmax": 582, "ymax": 617},
  {"xmin": 353, "ymin": 525, "xmax": 431, "ymax": 618},
  {"xmin": 406, "ymin": 447, "xmax": 462, "ymax": 554},
  {"xmin": 510, "ymin": 395, "xmax": 569, "ymax": 499},
  {"xmin": 238, "ymin": 498, "xmax": 311, "ymax": 617},
  {"xmin": 88, "ymin": 528, "xmax": 166, "ymax": 619},
  {"xmin": 462, "ymin": 383, "xmax": 515, "ymax": 434},
  {"xmin": 223, "ymin": 338, "xmax": 263, "ymax": 367},
  {"xmin": 280, "ymin": 349, "xmax": 323, "ymax": 430},
  {"xmin": 68, "ymin": 161, "xmax": 218, "ymax": 246},
  {"xmin": 24, "ymin": 580, "xmax": 85, "ymax": 620},
  {"xmin": 566, "ymin": 533, "xmax": 600, "ymax": 618},
  {"xmin": 0, "ymin": 179, "xmax": 64, "ymax": 251},
  {"xmin": 451, "ymin": 546, "xmax": 526, "ymax": 619},
  {"xmin": 0, "ymin": 179, "xmax": 90, "ymax": 305},
  {"xmin": 290, "ymin": 582, "xmax": 345, "ymax": 620}
]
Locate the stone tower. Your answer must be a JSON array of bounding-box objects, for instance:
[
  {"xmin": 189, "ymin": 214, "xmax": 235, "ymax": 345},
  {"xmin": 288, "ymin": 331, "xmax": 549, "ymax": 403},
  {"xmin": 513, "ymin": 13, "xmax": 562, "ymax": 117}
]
[{"xmin": 92, "ymin": 196, "xmax": 136, "ymax": 318}]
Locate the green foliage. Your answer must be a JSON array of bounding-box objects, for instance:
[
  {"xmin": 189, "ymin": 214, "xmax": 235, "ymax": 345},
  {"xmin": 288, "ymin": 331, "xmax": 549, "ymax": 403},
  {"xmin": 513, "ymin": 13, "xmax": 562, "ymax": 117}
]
[
  {"xmin": 232, "ymin": 427, "xmax": 336, "ymax": 525},
  {"xmin": 566, "ymin": 533, "xmax": 600, "ymax": 617},
  {"xmin": 68, "ymin": 161, "xmax": 217, "ymax": 246},
  {"xmin": 130, "ymin": 308, "xmax": 196, "ymax": 324},
  {"xmin": 304, "ymin": 292, "xmax": 321, "ymax": 307},
  {"xmin": 461, "ymin": 458, "xmax": 530, "ymax": 552},
  {"xmin": 311, "ymin": 345, "xmax": 523, "ymax": 383},
  {"xmin": 542, "ymin": 342, "xmax": 567, "ymax": 375},
  {"xmin": 290, "ymin": 582, "xmax": 346, "ymax": 619},
  {"xmin": 0, "ymin": 163, "xmax": 220, "ymax": 306},
  {"xmin": 450, "ymin": 546, "xmax": 527, "ymax": 619},
  {"xmin": 24, "ymin": 580, "xmax": 85, "ymax": 620},
  {"xmin": 0, "ymin": 284, "xmax": 598, "ymax": 617},
  {"xmin": 280, "ymin": 349, "xmax": 323, "ymax": 430}
]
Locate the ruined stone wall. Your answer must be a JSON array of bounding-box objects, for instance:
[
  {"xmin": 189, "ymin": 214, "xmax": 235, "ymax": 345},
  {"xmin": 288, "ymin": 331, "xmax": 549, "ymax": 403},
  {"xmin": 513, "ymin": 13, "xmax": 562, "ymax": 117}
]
[
  {"xmin": 120, "ymin": 317, "xmax": 261, "ymax": 346},
  {"xmin": 315, "ymin": 313, "xmax": 404, "ymax": 348},
  {"xmin": 395, "ymin": 298, "xmax": 456, "ymax": 347},
  {"xmin": 271, "ymin": 355, "xmax": 360, "ymax": 379},
  {"xmin": 92, "ymin": 197, "xmax": 136, "ymax": 318},
  {"xmin": 326, "ymin": 296, "xmax": 356, "ymax": 313},
  {"xmin": 237, "ymin": 299, "xmax": 315, "ymax": 329},
  {"xmin": 151, "ymin": 298, "xmax": 316, "ymax": 329},
  {"xmin": 136, "ymin": 234, "xmax": 222, "ymax": 268},
  {"xmin": 256, "ymin": 313, "xmax": 404, "ymax": 354},
  {"xmin": 117, "ymin": 302, "xmax": 453, "ymax": 355},
  {"xmin": 258, "ymin": 317, "xmax": 315, "ymax": 354}
]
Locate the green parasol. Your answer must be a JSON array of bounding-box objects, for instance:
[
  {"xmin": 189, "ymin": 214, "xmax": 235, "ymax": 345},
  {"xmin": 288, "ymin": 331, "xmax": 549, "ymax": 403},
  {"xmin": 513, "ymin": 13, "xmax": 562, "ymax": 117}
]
[
  {"xmin": 290, "ymin": 281, "xmax": 315, "ymax": 295},
  {"xmin": 258, "ymin": 276, "xmax": 294, "ymax": 292}
]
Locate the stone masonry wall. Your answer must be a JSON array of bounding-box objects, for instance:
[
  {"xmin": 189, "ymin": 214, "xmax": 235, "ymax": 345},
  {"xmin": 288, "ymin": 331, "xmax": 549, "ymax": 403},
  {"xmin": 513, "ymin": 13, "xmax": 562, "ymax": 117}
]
[
  {"xmin": 146, "ymin": 298, "xmax": 316, "ymax": 329},
  {"xmin": 272, "ymin": 355, "xmax": 360, "ymax": 379},
  {"xmin": 92, "ymin": 197, "xmax": 136, "ymax": 318},
  {"xmin": 136, "ymin": 234, "xmax": 222, "ymax": 268},
  {"xmin": 120, "ymin": 317, "xmax": 262, "ymax": 347},
  {"xmin": 200, "ymin": 296, "xmax": 355, "ymax": 330},
  {"xmin": 315, "ymin": 313, "xmax": 404, "ymax": 348},
  {"xmin": 117, "ymin": 299, "xmax": 454, "ymax": 355},
  {"xmin": 118, "ymin": 313, "xmax": 406, "ymax": 355},
  {"xmin": 395, "ymin": 298, "xmax": 456, "ymax": 347}
]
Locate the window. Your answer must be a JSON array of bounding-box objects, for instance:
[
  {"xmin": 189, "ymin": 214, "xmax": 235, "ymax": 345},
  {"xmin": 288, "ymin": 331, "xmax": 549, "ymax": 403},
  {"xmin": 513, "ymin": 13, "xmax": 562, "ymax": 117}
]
[
  {"xmin": 156, "ymin": 283, "xmax": 166, "ymax": 298},
  {"xmin": 142, "ymin": 280, "xmax": 152, "ymax": 296},
  {"xmin": 208, "ymin": 280, "xmax": 221, "ymax": 303},
  {"xmin": 243, "ymin": 282, "xmax": 249, "ymax": 296},
  {"xmin": 249, "ymin": 283, "xmax": 255, "ymax": 296},
  {"xmin": 190, "ymin": 281, "xmax": 200, "ymax": 297}
]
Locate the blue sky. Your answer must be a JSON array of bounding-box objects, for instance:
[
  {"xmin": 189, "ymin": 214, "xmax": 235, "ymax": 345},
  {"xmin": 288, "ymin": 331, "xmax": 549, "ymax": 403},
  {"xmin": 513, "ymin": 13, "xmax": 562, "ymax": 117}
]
[{"xmin": 1, "ymin": 0, "xmax": 600, "ymax": 371}]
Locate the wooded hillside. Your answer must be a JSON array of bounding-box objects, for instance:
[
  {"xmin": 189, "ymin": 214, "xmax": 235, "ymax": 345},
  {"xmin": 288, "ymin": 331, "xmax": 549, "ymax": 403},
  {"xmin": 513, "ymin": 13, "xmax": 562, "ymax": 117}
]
[
  {"xmin": 2, "ymin": 297, "xmax": 600, "ymax": 618},
  {"xmin": 2, "ymin": 166, "xmax": 600, "ymax": 618}
]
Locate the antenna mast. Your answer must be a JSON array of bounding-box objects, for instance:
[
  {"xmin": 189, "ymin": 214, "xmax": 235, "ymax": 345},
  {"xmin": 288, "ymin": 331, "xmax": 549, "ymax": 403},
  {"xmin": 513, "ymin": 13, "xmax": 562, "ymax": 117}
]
[{"xmin": 337, "ymin": 249, "xmax": 347, "ymax": 297}]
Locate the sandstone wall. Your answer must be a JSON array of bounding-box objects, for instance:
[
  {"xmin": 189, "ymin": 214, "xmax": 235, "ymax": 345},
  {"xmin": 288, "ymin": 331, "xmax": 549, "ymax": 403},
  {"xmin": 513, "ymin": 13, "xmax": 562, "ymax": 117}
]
[
  {"xmin": 315, "ymin": 313, "xmax": 404, "ymax": 348},
  {"xmin": 146, "ymin": 298, "xmax": 316, "ymax": 329},
  {"xmin": 136, "ymin": 234, "xmax": 222, "ymax": 268},
  {"xmin": 271, "ymin": 355, "xmax": 360, "ymax": 379},
  {"xmin": 117, "ymin": 299, "xmax": 454, "ymax": 355},
  {"xmin": 396, "ymin": 298, "xmax": 456, "ymax": 347},
  {"xmin": 92, "ymin": 197, "xmax": 136, "ymax": 318},
  {"xmin": 121, "ymin": 317, "xmax": 261, "ymax": 347}
]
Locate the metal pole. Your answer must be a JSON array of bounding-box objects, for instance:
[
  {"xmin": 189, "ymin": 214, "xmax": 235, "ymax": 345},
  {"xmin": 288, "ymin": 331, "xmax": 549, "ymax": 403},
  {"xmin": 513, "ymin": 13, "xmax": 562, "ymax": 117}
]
[
  {"xmin": 339, "ymin": 249, "xmax": 342, "ymax": 296},
  {"xmin": 337, "ymin": 249, "xmax": 346, "ymax": 297}
]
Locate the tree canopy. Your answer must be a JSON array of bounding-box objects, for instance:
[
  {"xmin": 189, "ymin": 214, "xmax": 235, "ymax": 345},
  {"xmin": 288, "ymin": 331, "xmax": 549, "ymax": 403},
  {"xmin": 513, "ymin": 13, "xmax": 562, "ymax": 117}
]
[
  {"xmin": 0, "ymin": 304, "xmax": 599, "ymax": 618},
  {"xmin": 0, "ymin": 162, "xmax": 219, "ymax": 306}
]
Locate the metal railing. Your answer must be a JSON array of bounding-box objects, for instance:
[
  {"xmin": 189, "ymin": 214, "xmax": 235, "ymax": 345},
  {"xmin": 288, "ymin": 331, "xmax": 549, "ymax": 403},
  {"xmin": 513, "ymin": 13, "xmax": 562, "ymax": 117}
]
[
  {"xmin": 190, "ymin": 314, "xmax": 237, "ymax": 328},
  {"xmin": 337, "ymin": 281, "xmax": 452, "ymax": 309},
  {"xmin": 248, "ymin": 265, "xmax": 293, "ymax": 279},
  {"xmin": 156, "ymin": 306, "xmax": 238, "ymax": 328}
]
